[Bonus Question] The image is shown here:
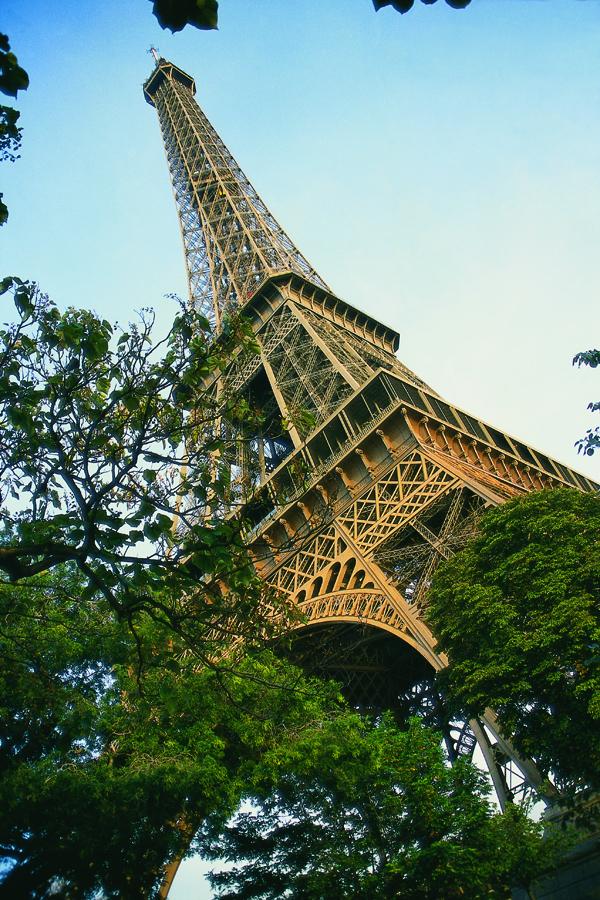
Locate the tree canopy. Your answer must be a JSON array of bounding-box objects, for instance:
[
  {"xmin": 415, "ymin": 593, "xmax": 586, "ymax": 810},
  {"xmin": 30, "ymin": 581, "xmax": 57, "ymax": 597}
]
[
  {"xmin": 0, "ymin": 564, "xmax": 343, "ymax": 897},
  {"xmin": 0, "ymin": 279, "xmax": 288, "ymax": 664},
  {"xmin": 202, "ymin": 713, "xmax": 561, "ymax": 899},
  {"xmin": 0, "ymin": 285, "xmax": 577, "ymax": 896},
  {"xmin": 427, "ymin": 487, "xmax": 600, "ymax": 802},
  {"xmin": 0, "ymin": 279, "xmax": 342, "ymax": 896}
]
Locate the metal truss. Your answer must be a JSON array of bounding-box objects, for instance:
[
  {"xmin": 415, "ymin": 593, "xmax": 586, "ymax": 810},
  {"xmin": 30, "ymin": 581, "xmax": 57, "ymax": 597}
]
[
  {"xmin": 299, "ymin": 304, "xmax": 433, "ymax": 393},
  {"xmin": 337, "ymin": 451, "xmax": 458, "ymax": 552},
  {"xmin": 145, "ymin": 59, "xmax": 326, "ymax": 330},
  {"xmin": 145, "ymin": 56, "xmax": 597, "ymax": 813},
  {"xmin": 373, "ymin": 487, "xmax": 485, "ymax": 611},
  {"xmin": 301, "ymin": 589, "xmax": 415, "ymax": 641},
  {"xmin": 270, "ymin": 524, "xmax": 348, "ymax": 597},
  {"xmin": 265, "ymin": 306, "xmax": 355, "ymax": 433}
]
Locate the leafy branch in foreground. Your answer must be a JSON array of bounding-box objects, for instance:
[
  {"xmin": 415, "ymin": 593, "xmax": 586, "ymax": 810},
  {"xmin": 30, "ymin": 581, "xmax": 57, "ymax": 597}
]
[
  {"xmin": 0, "ymin": 566, "xmax": 343, "ymax": 898},
  {"xmin": 428, "ymin": 488, "xmax": 600, "ymax": 803},
  {"xmin": 149, "ymin": 0, "xmax": 475, "ymax": 34},
  {"xmin": 573, "ymin": 348, "xmax": 600, "ymax": 456},
  {"xmin": 0, "ymin": 277, "xmax": 287, "ymax": 654},
  {"xmin": 151, "ymin": 0, "xmax": 219, "ymax": 32},
  {"xmin": 0, "ymin": 33, "xmax": 30, "ymax": 224},
  {"xmin": 201, "ymin": 714, "xmax": 564, "ymax": 899}
]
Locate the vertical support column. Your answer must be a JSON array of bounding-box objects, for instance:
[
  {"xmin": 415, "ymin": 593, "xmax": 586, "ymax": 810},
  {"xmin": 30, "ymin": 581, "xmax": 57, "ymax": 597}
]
[
  {"xmin": 482, "ymin": 710, "xmax": 558, "ymax": 805},
  {"xmin": 469, "ymin": 718, "xmax": 510, "ymax": 811}
]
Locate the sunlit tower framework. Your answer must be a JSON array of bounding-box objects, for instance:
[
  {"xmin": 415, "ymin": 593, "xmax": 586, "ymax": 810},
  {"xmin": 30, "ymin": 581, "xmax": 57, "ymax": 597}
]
[{"xmin": 144, "ymin": 56, "xmax": 596, "ymax": 809}]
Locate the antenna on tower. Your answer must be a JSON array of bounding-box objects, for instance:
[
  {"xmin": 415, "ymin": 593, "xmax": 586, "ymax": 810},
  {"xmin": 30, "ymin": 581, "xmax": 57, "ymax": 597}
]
[{"xmin": 148, "ymin": 46, "xmax": 160, "ymax": 64}]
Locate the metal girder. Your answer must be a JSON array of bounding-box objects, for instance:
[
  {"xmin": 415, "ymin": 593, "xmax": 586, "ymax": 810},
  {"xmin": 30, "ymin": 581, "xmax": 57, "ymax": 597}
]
[
  {"xmin": 145, "ymin": 56, "xmax": 596, "ymax": 814},
  {"xmin": 148, "ymin": 60, "xmax": 326, "ymax": 331}
]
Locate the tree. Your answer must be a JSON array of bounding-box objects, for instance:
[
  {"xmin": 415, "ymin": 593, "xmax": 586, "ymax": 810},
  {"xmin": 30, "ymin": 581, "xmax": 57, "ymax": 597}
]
[
  {"xmin": 573, "ymin": 349, "xmax": 600, "ymax": 456},
  {"xmin": 0, "ymin": 274, "xmax": 334, "ymax": 892},
  {"xmin": 0, "ymin": 565, "xmax": 342, "ymax": 897},
  {"xmin": 201, "ymin": 714, "xmax": 561, "ymax": 899},
  {"xmin": 0, "ymin": 33, "xmax": 29, "ymax": 224},
  {"xmin": 427, "ymin": 487, "xmax": 600, "ymax": 802},
  {"xmin": 0, "ymin": 278, "xmax": 290, "ymax": 662},
  {"xmin": 0, "ymin": 164, "xmax": 316, "ymax": 897}
]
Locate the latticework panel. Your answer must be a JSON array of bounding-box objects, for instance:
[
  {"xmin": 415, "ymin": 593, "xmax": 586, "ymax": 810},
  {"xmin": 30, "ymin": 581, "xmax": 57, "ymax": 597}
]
[
  {"xmin": 226, "ymin": 303, "xmax": 301, "ymax": 398},
  {"xmin": 298, "ymin": 306, "xmax": 373, "ymax": 386},
  {"xmin": 151, "ymin": 67, "xmax": 326, "ymax": 329},
  {"xmin": 373, "ymin": 488, "xmax": 485, "ymax": 611},
  {"xmin": 270, "ymin": 524, "xmax": 347, "ymax": 597},
  {"xmin": 264, "ymin": 305, "xmax": 355, "ymax": 434},
  {"xmin": 299, "ymin": 305, "xmax": 433, "ymax": 393},
  {"xmin": 338, "ymin": 451, "xmax": 458, "ymax": 553}
]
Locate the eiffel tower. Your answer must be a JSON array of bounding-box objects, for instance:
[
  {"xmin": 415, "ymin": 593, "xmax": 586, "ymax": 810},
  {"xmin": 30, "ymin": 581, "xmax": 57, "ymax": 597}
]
[{"xmin": 144, "ymin": 56, "xmax": 595, "ymax": 808}]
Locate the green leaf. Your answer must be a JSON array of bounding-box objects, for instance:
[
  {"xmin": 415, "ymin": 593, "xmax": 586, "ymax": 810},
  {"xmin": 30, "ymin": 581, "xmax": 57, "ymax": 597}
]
[
  {"xmin": 0, "ymin": 35, "xmax": 30, "ymax": 98},
  {"xmin": 0, "ymin": 275, "xmax": 16, "ymax": 294},
  {"xmin": 14, "ymin": 286, "xmax": 33, "ymax": 317},
  {"xmin": 151, "ymin": 0, "xmax": 219, "ymax": 33}
]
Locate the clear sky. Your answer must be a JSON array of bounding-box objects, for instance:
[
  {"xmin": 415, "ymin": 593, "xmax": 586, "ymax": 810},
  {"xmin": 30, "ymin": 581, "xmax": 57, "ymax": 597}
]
[{"xmin": 2, "ymin": 0, "xmax": 600, "ymax": 895}]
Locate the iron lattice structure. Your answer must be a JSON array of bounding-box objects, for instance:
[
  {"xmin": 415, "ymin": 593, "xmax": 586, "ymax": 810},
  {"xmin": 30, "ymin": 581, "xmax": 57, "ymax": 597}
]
[
  {"xmin": 144, "ymin": 59, "xmax": 327, "ymax": 331},
  {"xmin": 145, "ymin": 58, "xmax": 596, "ymax": 808}
]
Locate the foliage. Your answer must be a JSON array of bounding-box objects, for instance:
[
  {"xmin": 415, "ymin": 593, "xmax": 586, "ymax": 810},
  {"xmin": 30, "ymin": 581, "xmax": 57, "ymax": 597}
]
[
  {"xmin": 202, "ymin": 714, "xmax": 561, "ymax": 899},
  {"xmin": 0, "ymin": 104, "xmax": 21, "ymax": 164},
  {"xmin": 0, "ymin": 34, "xmax": 28, "ymax": 99},
  {"xmin": 149, "ymin": 0, "xmax": 478, "ymax": 34},
  {"xmin": 0, "ymin": 566, "xmax": 342, "ymax": 898},
  {"xmin": 427, "ymin": 487, "xmax": 600, "ymax": 801},
  {"xmin": 0, "ymin": 278, "xmax": 334, "ymax": 894},
  {"xmin": 151, "ymin": 0, "xmax": 219, "ymax": 32},
  {"xmin": 374, "ymin": 0, "xmax": 470, "ymax": 14},
  {"xmin": 0, "ymin": 33, "xmax": 29, "ymax": 225},
  {"xmin": 573, "ymin": 349, "xmax": 600, "ymax": 456},
  {"xmin": 0, "ymin": 278, "xmax": 286, "ymax": 661}
]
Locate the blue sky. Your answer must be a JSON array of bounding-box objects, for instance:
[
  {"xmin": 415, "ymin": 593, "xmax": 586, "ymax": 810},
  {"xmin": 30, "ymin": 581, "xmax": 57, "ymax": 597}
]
[
  {"xmin": 4, "ymin": 0, "xmax": 600, "ymax": 488},
  {"xmin": 2, "ymin": 0, "xmax": 600, "ymax": 894}
]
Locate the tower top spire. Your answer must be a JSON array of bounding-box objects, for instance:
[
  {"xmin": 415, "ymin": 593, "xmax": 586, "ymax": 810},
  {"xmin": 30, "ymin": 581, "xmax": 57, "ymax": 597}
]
[
  {"xmin": 148, "ymin": 46, "xmax": 160, "ymax": 64},
  {"xmin": 144, "ymin": 57, "xmax": 327, "ymax": 330}
]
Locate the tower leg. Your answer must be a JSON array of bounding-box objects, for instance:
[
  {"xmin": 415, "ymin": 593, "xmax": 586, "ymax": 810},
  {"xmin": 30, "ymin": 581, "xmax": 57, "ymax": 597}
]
[
  {"xmin": 469, "ymin": 718, "xmax": 511, "ymax": 810},
  {"xmin": 481, "ymin": 710, "xmax": 558, "ymax": 805}
]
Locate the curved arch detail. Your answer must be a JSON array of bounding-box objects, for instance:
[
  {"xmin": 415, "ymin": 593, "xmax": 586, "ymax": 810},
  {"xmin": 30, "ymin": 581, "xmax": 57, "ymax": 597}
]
[{"xmin": 296, "ymin": 589, "xmax": 424, "ymax": 657}]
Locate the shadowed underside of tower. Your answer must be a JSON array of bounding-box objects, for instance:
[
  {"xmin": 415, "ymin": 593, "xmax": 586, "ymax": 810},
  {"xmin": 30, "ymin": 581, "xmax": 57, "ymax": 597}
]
[{"xmin": 144, "ymin": 57, "xmax": 596, "ymax": 804}]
